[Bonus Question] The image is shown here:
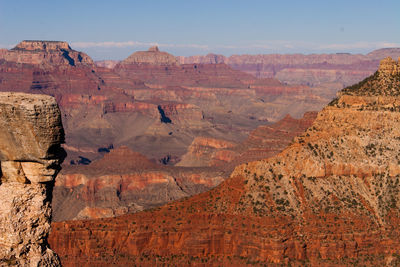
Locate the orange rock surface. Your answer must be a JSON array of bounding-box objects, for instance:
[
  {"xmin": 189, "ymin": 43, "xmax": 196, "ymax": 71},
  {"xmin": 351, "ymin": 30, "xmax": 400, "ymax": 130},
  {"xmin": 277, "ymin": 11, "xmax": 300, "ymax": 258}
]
[
  {"xmin": 52, "ymin": 147, "xmax": 225, "ymax": 221},
  {"xmin": 50, "ymin": 58, "xmax": 400, "ymax": 266},
  {"xmin": 177, "ymin": 112, "xmax": 317, "ymax": 169}
]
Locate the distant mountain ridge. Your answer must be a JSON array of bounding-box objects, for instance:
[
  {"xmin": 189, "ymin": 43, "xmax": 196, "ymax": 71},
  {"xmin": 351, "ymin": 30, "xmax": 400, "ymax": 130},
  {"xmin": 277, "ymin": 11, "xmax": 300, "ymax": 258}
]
[
  {"xmin": 178, "ymin": 48, "xmax": 400, "ymax": 90},
  {"xmin": 96, "ymin": 48, "xmax": 400, "ymax": 99}
]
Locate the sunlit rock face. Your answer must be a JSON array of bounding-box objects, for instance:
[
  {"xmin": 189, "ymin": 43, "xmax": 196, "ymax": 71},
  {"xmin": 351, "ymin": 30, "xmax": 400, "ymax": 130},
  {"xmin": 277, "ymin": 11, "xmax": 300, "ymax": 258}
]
[
  {"xmin": 3, "ymin": 40, "xmax": 94, "ymax": 66},
  {"xmin": 49, "ymin": 58, "xmax": 400, "ymax": 266},
  {"xmin": 0, "ymin": 92, "xmax": 65, "ymax": 266}
]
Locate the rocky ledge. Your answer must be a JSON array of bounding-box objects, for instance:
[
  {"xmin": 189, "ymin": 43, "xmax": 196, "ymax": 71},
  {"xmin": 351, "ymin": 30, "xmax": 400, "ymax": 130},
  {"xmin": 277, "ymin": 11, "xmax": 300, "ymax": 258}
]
[
  {"xmin": 0, "ymin": 92, "xmax": 65, "ymax": 266},
  {"xmin": 2, "ymin": 40, "xmax": 94, "ymax": 66},
  {"xmin": 12, "ymin": 40, "xmax": 71, "ymax": 51}
]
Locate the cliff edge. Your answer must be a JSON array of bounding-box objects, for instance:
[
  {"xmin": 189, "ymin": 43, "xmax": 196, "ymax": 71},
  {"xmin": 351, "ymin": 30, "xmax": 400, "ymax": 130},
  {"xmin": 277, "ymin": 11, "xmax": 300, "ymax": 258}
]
[
  {"xmin": 50, "ymin": 57, "xmax": 400, "ymax": 266},
  {"xmin": 0, "ymin": 92, "xmax": 65, "ymax": 266},
  {"xmin": 2, "ymin": 40, "xmax": 94, "ymax": 66}
]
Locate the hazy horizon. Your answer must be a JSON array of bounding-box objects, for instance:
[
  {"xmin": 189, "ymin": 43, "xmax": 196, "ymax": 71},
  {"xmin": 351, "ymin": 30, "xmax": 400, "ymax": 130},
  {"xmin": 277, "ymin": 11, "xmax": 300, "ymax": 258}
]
[{"xmin": 1, "ymin": 0, "xmax": 399, "ymax": 60}]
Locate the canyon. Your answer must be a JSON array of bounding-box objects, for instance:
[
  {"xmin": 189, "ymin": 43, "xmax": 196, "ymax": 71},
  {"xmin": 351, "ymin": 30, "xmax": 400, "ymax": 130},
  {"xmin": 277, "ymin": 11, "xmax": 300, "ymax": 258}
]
[
  {"xmin": 2, "ymin": 39, "xmax": 400, "ymax": 265},
  {"xmin": 52, "ymin": 112, "xmax": 315, "ymax": 221},
  {"xmin": 0, "ymin": 41, "xmax": 323, "ymax": 164},
  {"xmin": 49, "ymin": 57, "xmax": 400, "ymax": 266},
  {"xmin": 0, "ymin": 41, "xmax": 328, "ymax": 220},
  {"xmin": 1, "ymin": 41, "xmax": 400, "ymax": 222}
]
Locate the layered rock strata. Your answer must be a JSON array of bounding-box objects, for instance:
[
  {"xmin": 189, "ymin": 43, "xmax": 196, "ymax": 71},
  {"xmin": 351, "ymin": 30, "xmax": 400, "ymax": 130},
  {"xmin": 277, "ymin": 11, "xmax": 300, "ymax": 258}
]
[
  {"xmin": 5, "ymin": 40, "xmax": 94, "ymax": 66},
  {"xmin": 177, "ymin": 112, "xmax": 317, "ymax": 169},
  {"xmin": 50, "ymin": 58, "xmax": 400, "ymax": 266},
  {"xmin": 0, "ymin": 92, "xmax": 65, "ymax": 266},
  {"xmin": 52, "ymin": 146, "xmax": 225, "ymax": 221},
  {"xmin": 179, "ymin": 48, "xmax": 400, "ymax": 96}
]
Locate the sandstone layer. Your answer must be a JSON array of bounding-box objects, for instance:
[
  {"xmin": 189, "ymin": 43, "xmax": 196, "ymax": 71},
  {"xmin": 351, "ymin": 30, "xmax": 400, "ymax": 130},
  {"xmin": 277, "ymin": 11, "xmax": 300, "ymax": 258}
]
[
  {"xmin": 52, "ymin": 146, "xmax": 225, "ymax": 221},
  {"xmin": 0, "ymin": 92, "xmax": 65, "ymax": 266},
  {"xmin": 50, "ymin": 58, "xmax": 400, "ymax": 266},
  {"xmin": 3, "ymin": 41, "xmax": 397, "ymax": 232},
  {"xmin": 177, "ymin": 111, "xmax": 317, "ymax": 170},
  {"xmin": 52, "ymin": 112, "xmax": 316, "ymax": 221},
  {"xmin": 0, "ymin": 41, "xmax": 324, "ymax": 224},
  {"xmin": 179, "ymin": 48, "xmax": 400, "ymax": 97}
]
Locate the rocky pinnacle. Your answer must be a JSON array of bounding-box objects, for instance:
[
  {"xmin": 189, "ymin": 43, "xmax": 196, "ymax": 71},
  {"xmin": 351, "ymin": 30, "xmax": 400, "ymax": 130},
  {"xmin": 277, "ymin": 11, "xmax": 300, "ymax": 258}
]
[{"xmin": 0, "ymin": 92, "xmax": 65, "ymax": 266}]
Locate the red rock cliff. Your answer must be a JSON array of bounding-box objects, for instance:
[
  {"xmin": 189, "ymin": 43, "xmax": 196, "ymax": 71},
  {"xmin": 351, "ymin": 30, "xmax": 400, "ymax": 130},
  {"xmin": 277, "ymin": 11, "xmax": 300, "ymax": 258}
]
[{"xmin": 49, "ymin": 58, "xmax": 400, "ymax": 266}]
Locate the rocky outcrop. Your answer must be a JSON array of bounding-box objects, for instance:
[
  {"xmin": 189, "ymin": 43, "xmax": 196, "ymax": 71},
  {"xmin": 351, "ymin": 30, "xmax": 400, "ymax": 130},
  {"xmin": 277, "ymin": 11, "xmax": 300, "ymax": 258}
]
[
  {"xmin": 0, "ymin": 92, "xmax": 65, "ymax": 266},
  {"xmin": 177, "ymin": 137, "xmax": 237, "ymax": 167},
  {"xmin": 177, "ymin": 112, "xmax": 317, "ymax": 169},
  {"xmin": 118, "ymin": 46, "xmax": 178, "ymax": 65},
  {"xmin": 52, "ymin": 146, "xmax": 225, "ymax": 221},
  {"xmin": 3, "ymin": 40, "xmax": 94, "ymax": 66},
  {"xmin": 50, "ymin": 58, "xmax": 400, "ymax": 266},
  {"xmin": 378, "ymin": 56, "xmax": 400, "ymax": 76}
]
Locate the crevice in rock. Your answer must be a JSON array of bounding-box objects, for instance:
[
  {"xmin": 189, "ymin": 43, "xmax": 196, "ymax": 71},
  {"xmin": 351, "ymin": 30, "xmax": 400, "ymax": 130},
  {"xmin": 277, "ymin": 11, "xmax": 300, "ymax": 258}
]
[
  {"xmin": 157, "ymin": 105, "xmax": 172, "ymax": 123},
  {"xmin": 61, "ymin": 49, "xmax": 75, "ymax": 66}
]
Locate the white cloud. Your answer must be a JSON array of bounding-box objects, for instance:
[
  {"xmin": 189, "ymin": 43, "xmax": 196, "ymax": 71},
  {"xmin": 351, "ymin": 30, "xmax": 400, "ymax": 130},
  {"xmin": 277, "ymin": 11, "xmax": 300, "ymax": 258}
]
[
  {"xmin": 1, "ymin": 40, "xmax": 398, "ymax": 56},
  {"xmin": 71, "ymin": 41, "xmax": 209, "ymax": 50}
]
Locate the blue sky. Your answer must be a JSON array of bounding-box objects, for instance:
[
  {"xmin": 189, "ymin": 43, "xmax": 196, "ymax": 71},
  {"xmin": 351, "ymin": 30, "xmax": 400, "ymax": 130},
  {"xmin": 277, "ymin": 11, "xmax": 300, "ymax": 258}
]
[{"xmin": 0, "ymin": 0, "xmax": 399, "ymax": 60}]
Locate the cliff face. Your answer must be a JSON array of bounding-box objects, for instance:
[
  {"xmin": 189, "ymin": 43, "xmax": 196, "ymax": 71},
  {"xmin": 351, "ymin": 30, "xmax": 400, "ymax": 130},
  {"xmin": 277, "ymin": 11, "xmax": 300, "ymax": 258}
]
[
  {"xmin": 0, "ymin": 41, "xmax": 332, "ymax": 166},
  {"xmin": 0, "ymin": 92, "xmax": 65, "ymax": 266},
  {"xmin": 5, "ymin": 40, "xmax": 94, "ymax": 66},
  {"xmin": 0, "ymin": 40, "xmax": 101, "ymax": 97},
  {"xmin": 50, "ymin": 58, "xmax": 400, "ymax": 266},
  {"xmin": 52, "ymin": 146, "xmax": 225, "ymax": 221},
  {"xmin": 1, "ymin": 41, "xmax": 320, "ymax": 165},
  {"xmin": 176, "ymin": 112, "xmax": 317, "ymax": 169},
  {"xmin": 180, "ymin": 48, "xmax": 400, "ymax": 96},
  {"xmin": 52, "ymin": 112, "xmax": 316, "ymax": 221}
]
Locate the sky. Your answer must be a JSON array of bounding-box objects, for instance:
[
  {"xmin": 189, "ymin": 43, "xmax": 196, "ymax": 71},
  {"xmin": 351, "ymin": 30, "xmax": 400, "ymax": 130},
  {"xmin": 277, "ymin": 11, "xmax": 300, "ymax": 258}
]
[{"xmin": 0, "ymin": 0, "xmax": 399, "ymax": 60}]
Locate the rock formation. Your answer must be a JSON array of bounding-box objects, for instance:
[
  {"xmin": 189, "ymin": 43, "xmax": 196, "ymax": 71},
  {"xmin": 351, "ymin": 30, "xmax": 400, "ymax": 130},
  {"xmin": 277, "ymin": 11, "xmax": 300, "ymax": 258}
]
[
  {"xmin": 4, "ymin": 40, "xmax": 94, "ymax": 66},
  {"xmin": 52, "ymin": 146, "xmax": 225, "ymax": 221},
  {"xmin": 118, "ymin": 46, "xmax": 178, "ymax": 65},
  {"xmin": 50, "ymin": 58, "xmax": 400, "ymax": 266},
  {"xmin": 179, "ymin": 48, "xmax": 400, "ymax": 97},
  {"xmin": 1, "ymin": 41, "xmax": 322, "ymax": 165},
  {"xmin": 52, "ymin": 112, "xmax": 317, "ymax": 221},
  {"xmin": 0, "ymin": 92, "xmax": 65, "ymax": 266},
  {"xmin": 177, "ymin": 111, "xmax": 317, "ymax": 169}
]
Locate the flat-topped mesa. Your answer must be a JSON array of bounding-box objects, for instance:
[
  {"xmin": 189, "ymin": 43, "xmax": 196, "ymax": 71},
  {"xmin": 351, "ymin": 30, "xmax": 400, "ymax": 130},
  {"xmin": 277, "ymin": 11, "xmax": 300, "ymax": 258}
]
[
  {"xmin": 1, "ymin": 40, "xmax": 94, "ymax": 66},
  {"xmin": 119, "ymin": 46, "xmax": 179, "ymax": 65},
  {"xmin": 12, "ymin": 40, "xmax": 71, "ymax": 51},
  {"xmin": 0, "ymin": 92, "xmax": 65, "ymax": 266}
]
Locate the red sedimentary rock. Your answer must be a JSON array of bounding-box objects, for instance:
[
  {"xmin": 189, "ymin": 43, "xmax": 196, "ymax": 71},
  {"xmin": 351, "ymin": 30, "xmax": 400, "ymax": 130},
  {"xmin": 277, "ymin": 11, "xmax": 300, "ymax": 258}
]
[{"xmin": 49, "ymin": 58, "xmax": 400, "ymax": 266}]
